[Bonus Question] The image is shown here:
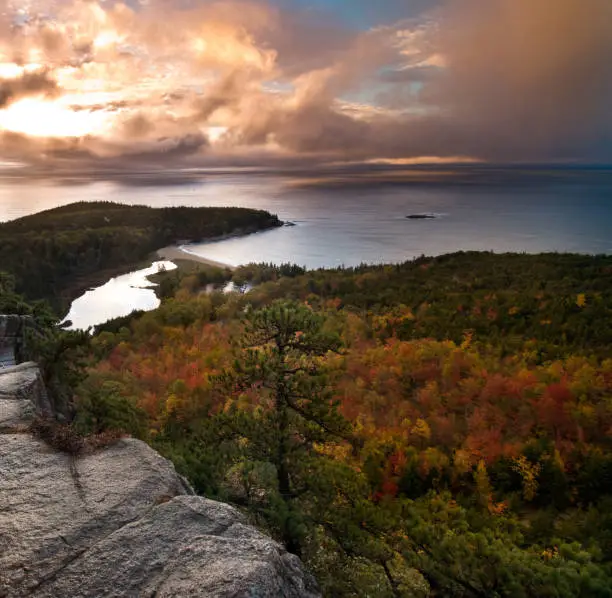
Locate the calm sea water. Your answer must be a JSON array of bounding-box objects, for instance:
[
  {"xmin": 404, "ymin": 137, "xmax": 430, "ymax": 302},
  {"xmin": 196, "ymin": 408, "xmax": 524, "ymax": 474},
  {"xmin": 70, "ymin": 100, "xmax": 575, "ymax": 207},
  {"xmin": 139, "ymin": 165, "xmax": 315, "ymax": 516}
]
[
  {"xmin": 2, "ymin": 169, "xmax": 611, "ymax": 269},
  {"xmin": 1, "ymin": 168, "xmax": 611, "ymax": 328}
]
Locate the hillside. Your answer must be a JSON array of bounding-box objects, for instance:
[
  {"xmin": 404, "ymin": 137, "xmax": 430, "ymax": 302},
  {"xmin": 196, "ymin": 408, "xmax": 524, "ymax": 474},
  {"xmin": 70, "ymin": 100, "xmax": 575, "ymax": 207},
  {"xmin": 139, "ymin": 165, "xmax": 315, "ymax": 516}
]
[
  {"xmin": 74, "ymin": 252, "xmax": 612, "ymax": 597},
  {"xmin": 0, "ymin": 202, "xmax": 281, "ymax": 310},
  {"xmin": 232, "ymin": 252, "xmax": 612, "ymax": 359}
]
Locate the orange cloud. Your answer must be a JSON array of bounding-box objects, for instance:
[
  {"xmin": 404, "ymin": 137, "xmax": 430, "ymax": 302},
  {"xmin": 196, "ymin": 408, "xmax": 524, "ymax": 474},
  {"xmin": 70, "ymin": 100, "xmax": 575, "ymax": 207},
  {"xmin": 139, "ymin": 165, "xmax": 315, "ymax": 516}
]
[{"xmin": 0, "ymin": 0, "xmax": 610, "ymax": 170}]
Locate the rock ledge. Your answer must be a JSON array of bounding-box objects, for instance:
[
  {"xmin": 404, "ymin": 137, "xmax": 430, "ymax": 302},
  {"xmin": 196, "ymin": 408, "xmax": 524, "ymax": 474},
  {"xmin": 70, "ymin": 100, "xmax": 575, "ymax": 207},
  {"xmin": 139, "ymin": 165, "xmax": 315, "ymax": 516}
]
[{"xmin": 0, "ymin": 363, "xmax": 320, "ymax": 598}]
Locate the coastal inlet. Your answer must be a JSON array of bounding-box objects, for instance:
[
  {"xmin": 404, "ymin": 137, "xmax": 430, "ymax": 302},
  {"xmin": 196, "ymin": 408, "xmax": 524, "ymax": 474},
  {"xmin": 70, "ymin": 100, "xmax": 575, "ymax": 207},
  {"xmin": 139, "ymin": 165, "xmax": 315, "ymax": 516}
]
[{"xmin": 63, "ymin": 251, "xmax": 246, "ymax": 331}]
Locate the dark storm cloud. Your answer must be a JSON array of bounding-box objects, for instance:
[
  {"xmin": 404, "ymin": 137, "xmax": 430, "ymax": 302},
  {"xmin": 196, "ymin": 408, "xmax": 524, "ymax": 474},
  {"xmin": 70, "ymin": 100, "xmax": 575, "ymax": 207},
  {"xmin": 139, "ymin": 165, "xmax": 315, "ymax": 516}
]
[
  {"xmin": 0, "ymin": 128, "xmax": 208, "ymax": 170},
  {"xmin": 0, "ymin": 70, "xmax": 58, "ymax": 108},
  {"xmin": 424, "ymin": 0, "xmax": 612, "ymax": 161}
]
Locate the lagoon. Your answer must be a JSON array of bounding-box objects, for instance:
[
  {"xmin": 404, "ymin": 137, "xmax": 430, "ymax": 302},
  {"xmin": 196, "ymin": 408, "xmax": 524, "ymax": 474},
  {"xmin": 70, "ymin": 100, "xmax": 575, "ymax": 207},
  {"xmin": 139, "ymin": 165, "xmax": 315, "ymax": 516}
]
[{"xmin": 62, "ymin": 261, "xmax": 177, "ymax": 331}]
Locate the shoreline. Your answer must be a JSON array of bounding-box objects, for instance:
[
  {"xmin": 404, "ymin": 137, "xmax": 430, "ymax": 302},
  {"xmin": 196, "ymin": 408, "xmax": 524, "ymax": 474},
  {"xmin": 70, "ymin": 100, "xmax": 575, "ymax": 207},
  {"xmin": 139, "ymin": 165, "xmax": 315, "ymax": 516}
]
[
  {"xmin": 156, "ymin": 223, "xmax": 286, "ymax": 271},
  {"xmin": 157, "ymin": 245, "xmax": 236, "ymax": 271}
]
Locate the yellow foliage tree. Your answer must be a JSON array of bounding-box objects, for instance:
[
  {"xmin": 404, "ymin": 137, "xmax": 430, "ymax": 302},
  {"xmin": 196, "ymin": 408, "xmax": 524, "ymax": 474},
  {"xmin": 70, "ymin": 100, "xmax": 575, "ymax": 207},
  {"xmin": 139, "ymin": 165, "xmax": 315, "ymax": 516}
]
[
  {"xmin": 474, "ymin": 459, "xmax": 492, "ymax": 508},
  {"xmin": 512, "ymin": 456, "xmax": 542, "ymax": 502},
  {"xmin": 411, "ymin": 418, "xmax": 431, "ymax": 443}
]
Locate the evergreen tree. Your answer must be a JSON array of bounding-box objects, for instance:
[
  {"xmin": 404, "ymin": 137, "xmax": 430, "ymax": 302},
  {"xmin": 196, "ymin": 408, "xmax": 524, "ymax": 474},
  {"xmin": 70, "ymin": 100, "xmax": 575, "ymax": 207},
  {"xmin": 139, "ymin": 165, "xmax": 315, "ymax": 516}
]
[{"xmin": 221, "ymin": 300, "xmax": 351, "ymax": 556}]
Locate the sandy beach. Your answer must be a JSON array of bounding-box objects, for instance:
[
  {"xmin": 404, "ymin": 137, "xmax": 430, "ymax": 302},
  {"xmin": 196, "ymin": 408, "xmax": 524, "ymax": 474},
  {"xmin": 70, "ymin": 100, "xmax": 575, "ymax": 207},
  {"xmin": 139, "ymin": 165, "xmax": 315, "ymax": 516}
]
[{"xmin": 156, "ymin": 245, "xmax": 236, "ymax": 270}]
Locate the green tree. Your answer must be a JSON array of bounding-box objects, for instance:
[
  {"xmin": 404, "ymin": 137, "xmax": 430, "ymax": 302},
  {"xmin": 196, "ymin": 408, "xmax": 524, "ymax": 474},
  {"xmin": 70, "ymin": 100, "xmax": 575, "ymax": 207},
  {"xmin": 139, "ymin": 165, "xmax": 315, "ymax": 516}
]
[
  {"xmin": 73, "ymin": 378, "xmax": 147, "ymax": 438},
  {"xmin": 221, "ymin": 300, "xmax": 351, "ymax": 556}
]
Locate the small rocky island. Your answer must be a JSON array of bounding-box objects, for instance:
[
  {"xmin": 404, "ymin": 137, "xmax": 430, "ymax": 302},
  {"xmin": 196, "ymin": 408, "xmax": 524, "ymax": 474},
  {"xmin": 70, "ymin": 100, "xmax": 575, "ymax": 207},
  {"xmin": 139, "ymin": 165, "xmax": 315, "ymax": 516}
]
[{"xmin": 406, "ymin": 213, "xmax": 437, "ymax": 220}]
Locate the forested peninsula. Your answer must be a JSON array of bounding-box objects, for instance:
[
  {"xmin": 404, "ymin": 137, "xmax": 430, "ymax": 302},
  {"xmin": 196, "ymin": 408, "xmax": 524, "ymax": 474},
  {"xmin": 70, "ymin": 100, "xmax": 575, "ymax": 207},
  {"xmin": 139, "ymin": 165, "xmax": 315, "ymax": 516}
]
[{"xmin": 0, "ymin": 202, "xmax": 281, "ymax": 311}]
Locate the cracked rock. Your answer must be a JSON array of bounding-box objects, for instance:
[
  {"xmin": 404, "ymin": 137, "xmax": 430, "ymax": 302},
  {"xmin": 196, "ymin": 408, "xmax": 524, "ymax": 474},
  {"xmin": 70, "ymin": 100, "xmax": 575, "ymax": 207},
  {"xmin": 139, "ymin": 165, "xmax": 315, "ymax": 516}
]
[{"xmin": 0, "ymin": 364, "xmax": 320, "ymax": 598}]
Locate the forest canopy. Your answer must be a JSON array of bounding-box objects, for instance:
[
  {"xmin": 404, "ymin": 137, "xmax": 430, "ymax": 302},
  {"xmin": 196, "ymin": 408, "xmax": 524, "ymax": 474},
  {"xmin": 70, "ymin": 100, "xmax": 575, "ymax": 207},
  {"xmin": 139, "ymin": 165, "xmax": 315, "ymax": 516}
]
[{"xmin": 71, "ymin": 251, "xmax": 612, "ymax": 597}]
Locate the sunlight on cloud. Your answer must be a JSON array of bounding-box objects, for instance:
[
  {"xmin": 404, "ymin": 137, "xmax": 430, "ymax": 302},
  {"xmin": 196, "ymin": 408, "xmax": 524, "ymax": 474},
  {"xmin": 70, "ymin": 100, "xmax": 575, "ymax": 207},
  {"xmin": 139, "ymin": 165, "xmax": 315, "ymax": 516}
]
[
  {"xmin": 0, "ymin": 97, "xmax": 112, "ymax": 137},
  {"xmin": 364, "ymin": 156, "xmax": 480, "ymax": 165},
  {"xmin": 0, "ymin": 0, "xmax": 609, "ymax": 168},
  {"xmin": 206, "ymin": 126, "xmax": 228, "ymax": 144},
  {"xmin": 0, "ymin": 63, "xmax": 27, "ymax": 79}
]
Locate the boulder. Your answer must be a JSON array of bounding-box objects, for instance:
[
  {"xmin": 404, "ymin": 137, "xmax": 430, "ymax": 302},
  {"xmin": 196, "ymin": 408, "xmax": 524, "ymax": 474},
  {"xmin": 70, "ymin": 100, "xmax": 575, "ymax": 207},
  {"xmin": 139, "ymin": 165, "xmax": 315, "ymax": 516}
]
[
  {"xmin": 0, "ymin": 364, "xmax": 320, "ymax": 598},
  {"xmin": 32, "ymin": 496, "xmax": 319, "ymax": 598}
]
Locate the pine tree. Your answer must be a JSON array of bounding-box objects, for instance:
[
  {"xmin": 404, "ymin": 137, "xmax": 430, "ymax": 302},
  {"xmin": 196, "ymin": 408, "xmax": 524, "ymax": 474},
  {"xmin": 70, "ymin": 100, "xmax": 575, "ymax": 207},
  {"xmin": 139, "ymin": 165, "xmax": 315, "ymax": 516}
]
[{"xmin": 221, "ymin": 300, "xmax": 351, "ymax": 556}]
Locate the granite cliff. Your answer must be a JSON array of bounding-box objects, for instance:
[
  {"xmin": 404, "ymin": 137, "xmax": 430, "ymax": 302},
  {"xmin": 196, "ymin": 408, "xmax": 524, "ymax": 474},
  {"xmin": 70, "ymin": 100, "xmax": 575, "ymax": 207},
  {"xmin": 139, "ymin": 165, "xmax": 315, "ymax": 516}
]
[{"xmin": 0, "ymin": 362, "xmax": 320, "ymax": 598}]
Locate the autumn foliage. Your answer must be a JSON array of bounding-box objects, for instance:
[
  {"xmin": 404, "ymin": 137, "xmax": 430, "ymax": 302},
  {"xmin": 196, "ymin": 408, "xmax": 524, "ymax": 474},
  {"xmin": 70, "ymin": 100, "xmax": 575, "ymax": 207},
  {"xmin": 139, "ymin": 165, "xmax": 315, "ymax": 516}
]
[{"xmin": 76, "ymin": 253, "xmax": 612, "ymax": 597}]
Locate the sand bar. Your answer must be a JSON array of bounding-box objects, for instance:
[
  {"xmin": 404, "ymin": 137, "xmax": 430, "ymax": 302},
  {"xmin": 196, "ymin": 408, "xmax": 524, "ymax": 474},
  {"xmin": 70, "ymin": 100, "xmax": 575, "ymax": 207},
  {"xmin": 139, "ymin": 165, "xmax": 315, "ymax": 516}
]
[{"xmin": 157, "ymin": 245, "xmax": 235, "ymax": 271}]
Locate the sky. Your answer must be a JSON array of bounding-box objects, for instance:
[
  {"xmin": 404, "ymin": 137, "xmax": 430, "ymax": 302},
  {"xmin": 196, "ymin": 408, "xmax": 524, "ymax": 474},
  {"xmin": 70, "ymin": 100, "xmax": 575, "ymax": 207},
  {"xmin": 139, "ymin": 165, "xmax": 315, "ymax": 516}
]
[{"xmin": 0, "ymin": 0, "xmax": 611, "ymax": 173}]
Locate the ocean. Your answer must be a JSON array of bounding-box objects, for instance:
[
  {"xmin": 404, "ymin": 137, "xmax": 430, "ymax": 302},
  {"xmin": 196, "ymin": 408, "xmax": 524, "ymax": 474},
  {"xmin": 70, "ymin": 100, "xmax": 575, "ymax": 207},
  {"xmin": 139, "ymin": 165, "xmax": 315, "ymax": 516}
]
[
  {"xmin": 2, "ymin": 166, "xmax": 611, "ymax": 328},
  {"xmin": 2, "ymin": 166, "xmax": 611, "ymax": 269}
]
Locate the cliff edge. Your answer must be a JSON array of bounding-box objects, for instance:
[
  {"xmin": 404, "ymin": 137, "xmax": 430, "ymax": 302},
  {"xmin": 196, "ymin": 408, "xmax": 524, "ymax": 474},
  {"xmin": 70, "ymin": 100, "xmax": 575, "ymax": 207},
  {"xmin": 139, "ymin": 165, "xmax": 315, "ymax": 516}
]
[{"xmin": 0, "ymin": 363, "xmax": 320, "ymax": 598}]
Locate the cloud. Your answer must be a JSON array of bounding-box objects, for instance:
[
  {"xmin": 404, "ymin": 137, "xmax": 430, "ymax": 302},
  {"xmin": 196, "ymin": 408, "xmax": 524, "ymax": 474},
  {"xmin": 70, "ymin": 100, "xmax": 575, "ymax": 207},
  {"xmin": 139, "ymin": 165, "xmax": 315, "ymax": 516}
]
[
  {"xmin": 0, "ymin": 70, "xmax": 58, "ymax": 107},
  {"xmin": 0, "ymin": 0, "xmax": 610, "ymax": 170},
  {"xmin": 251, "ymin": 0, "xmax": 612, "ymax": 163},
  {"xmin": 425, "ymin": 0, "xmax": 612, "ymax": 161},
  {"xmin": 258, "ymin": 0, "xmax": 612, "ymax": 163}
]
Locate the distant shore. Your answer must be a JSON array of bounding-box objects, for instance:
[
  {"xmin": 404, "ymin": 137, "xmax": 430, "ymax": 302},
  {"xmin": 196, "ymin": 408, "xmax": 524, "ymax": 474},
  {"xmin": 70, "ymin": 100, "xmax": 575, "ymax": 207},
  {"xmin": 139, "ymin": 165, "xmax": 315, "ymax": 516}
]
[{"xmin": 157, "ymin": 245, "xmax": 235, "ymax": 271}]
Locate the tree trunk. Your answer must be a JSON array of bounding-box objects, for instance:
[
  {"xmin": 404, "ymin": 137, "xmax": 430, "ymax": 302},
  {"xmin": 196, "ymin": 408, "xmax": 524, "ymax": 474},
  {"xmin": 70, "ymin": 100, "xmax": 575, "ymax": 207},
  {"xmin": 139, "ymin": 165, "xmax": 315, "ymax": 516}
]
[{"xmin": 276, "ymin": 379, "xmax": 301, "ymax": 557}]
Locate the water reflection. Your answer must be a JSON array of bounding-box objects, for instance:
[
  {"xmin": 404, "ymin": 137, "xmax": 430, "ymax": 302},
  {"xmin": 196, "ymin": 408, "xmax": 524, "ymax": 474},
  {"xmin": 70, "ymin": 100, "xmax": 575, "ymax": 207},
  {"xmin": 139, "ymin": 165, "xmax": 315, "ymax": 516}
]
[{"xmin": 63, "ymin": 261, "xmax": 177, "ymax": 331}]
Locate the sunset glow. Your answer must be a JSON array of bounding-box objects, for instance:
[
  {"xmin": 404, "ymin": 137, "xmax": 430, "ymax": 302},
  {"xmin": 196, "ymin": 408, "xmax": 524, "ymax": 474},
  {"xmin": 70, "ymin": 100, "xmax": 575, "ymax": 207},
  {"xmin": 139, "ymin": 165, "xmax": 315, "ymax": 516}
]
[
  {"xmin": 0, "ymin": 0, "xmax": 609, "ymax": 169},
  {"xmin": 0, "ymin": 98, "xmax": 113, "ymax": 138}
]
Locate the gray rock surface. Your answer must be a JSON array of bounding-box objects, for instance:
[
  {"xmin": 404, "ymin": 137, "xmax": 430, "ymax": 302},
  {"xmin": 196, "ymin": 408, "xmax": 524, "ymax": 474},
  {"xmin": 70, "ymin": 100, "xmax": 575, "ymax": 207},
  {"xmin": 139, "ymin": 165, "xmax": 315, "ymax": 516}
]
[
  {"xmin": 0, "ymin": 364, "xmax": 320, "ymax": 598},
  {"xmin": 0, "ymin": 362, "xmax": 51, "ymax": 429},
  {"xmin": 0, "ymin": 314, "xmax": 26, "ymax": 368}
]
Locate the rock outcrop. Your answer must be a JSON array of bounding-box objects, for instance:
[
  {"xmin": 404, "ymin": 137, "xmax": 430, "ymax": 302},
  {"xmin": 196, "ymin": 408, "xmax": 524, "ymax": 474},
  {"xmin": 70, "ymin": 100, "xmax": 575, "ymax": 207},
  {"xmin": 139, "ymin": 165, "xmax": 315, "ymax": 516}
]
[
  {"xmin": 0, "ymin": 315, "xmax": 28, "ymax": 368},
  {"xmin": 0, "ymin": 362, "xmax": 52, "ymax": 430},
  {"xmin": 0, "ymin": 363, "xmax": 320, "ymax": 598}
]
